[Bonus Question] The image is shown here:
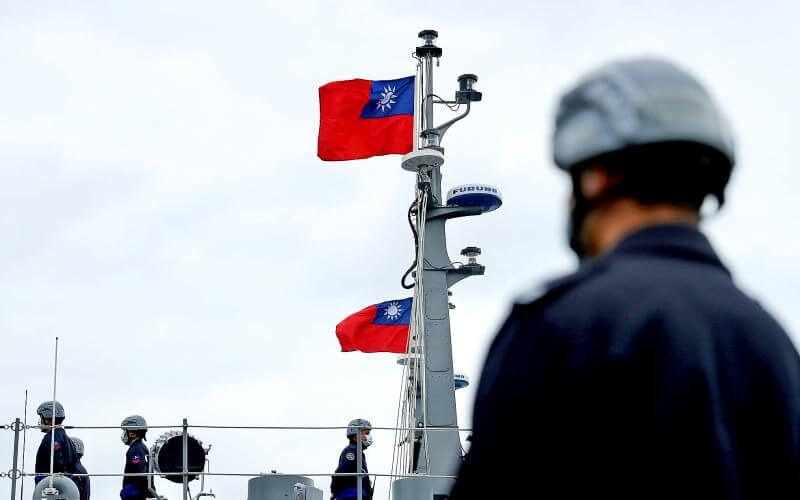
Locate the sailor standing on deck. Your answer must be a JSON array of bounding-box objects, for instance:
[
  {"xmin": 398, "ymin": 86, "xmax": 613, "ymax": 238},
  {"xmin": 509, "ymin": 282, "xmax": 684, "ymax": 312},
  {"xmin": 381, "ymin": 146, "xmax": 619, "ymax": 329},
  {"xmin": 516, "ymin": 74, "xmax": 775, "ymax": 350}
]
[
  {"xmin": 120, "ymin": 415, "xmax": 153, "ymax": 500},
  {"xmin": 450, "ymin": 58, "xmax": 800, "ymax": 499},
  {"xmin": 331, "ymin": 418, "xmax": 373, "ymax": 500},
  {"xmin": 70, "ymin": 437, "xmax": 91, "ymax": 500},
  {"xmin": 34, "ymin": 400, "xmax": 77, "ymax": 484}
]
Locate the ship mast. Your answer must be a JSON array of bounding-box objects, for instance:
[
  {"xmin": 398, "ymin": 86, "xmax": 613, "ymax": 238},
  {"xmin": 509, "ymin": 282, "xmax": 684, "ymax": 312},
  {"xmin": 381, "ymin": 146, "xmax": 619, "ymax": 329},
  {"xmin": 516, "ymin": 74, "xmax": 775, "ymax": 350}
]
[{"xmin": 394, "ymin": 29, "xmax": 489, "ymax": 499}]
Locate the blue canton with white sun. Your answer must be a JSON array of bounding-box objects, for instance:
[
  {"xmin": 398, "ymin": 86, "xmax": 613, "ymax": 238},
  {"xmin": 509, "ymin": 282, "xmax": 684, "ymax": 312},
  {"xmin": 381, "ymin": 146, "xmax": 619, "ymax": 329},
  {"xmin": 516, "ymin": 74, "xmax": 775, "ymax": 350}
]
[
  {"xmin": 360, "ymin": 76, "xmax": 415, "ymax": 119},
  {"xmin": 377, "ymin": 85, "xmax": 397, "ymax": 112},
  {"xmin": 373, "ymin": 297, "xmax": 413, "ymax": 325}
]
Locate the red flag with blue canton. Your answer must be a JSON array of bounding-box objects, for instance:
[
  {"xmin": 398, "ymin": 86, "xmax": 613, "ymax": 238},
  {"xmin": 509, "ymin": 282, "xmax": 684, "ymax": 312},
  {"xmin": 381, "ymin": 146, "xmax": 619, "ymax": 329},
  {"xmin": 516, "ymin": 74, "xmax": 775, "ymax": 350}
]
[
  {"xmin": 318, "ymin": 76, "xmax": 415, "ymax": 161},
  {"xmin": 336, "ymin": 298, "xmax": 412, "ymax": 353}
]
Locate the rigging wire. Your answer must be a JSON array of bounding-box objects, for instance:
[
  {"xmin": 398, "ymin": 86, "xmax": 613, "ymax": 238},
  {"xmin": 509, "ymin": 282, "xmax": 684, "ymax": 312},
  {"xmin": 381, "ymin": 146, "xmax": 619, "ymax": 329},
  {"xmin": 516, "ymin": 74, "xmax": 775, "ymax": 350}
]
[
  {"xmin": 392, "ymin": 179, "xmax": 430, "ymax": 496},
  {"xmin": 423, "ymin": 258, "xmax": 464, "ymax": 271},
  {"xmin": 413, "ymin": 56, "xmax": 422, "ymax": 152},
  {"xmin": 414, "ymin": 189, "xmax": 432, "ymax": 475},
  {"xmin": 389, "ymin": 302, "xmax": 415, "ymax": 499},
  {"xmin": 400, "ymin": 198, "xmax": 419, "ymax": 289},
  {"xmin": 407, "ymin": 188, "xmax": 425, "ymax": 463},
  {"xmin": 428, "ymin": 93, "xmax": 461, "ymax": 112},
  {"xmin": 48, "ymin": 337, "xmax": 59, "ymax": 490},
  {"xmin": 388, "ymin": 362, "xmax": 404, "ymax": 500},
  {"xmin": 20, "ymin": 390, "xmax": 28, "ymax": 500}
]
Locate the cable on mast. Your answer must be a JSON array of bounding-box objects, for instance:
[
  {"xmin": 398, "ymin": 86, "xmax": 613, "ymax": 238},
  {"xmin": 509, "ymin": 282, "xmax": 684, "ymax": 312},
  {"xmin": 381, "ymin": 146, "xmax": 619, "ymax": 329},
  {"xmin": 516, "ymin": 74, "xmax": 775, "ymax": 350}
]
[{"xmin": 48, "ymin": 337, "xmax": 60, "ymax": 490}]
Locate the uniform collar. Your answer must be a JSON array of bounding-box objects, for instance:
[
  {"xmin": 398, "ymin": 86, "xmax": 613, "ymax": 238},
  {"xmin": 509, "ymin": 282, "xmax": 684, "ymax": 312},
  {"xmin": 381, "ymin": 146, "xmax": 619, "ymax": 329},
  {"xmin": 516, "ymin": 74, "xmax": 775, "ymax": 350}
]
[
  {"xmin": 604, "ymin": 223, "xmax": 729, "ymax": 275},
  {"xmin": 524, "ymin": 223, "xmax": 729, "ymax": 307}
]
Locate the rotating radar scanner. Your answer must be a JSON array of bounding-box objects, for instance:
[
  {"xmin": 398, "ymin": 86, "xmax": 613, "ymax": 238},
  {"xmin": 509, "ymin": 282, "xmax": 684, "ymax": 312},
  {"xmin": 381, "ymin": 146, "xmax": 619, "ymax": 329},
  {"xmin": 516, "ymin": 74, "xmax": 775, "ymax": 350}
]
[{"xmin": 446, "ymin": 184, "xmax": 502, "ymax": 213}]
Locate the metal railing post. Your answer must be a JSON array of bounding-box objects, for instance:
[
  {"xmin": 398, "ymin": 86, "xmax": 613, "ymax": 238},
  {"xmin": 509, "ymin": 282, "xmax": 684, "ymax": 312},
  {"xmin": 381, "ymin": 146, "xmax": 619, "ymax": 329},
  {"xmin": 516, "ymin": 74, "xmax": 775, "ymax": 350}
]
[
  {"xmin": 356, "ymin": 427, "xmax": 363, "ymax": 500},
  {"xmin": 182, "ymin": 418, "xmax": 189, "ymax": 500},
  {"xmin": 11, "ymin": 418, "xmax": 21, "ymax": 500}
]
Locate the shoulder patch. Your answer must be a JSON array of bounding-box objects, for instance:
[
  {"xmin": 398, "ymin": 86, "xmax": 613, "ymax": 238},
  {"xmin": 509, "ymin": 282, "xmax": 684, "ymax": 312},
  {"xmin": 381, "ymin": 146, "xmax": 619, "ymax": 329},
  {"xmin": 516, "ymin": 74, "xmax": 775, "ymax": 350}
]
[{"xmin": 345, "ymin": 452, "xmax": 355, "ymax": 461}]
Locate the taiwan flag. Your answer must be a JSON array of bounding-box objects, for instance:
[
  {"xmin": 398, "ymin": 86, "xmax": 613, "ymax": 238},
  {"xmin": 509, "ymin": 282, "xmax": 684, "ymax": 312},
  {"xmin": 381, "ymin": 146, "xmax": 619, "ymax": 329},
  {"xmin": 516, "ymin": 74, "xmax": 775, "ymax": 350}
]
[
  {"xmin": 335, "ymin": 298, "xmax": 412, "ymax": 353},
  {"xmin": 318, "ymin": 76, "xmax": 415, "ymax": 161}
]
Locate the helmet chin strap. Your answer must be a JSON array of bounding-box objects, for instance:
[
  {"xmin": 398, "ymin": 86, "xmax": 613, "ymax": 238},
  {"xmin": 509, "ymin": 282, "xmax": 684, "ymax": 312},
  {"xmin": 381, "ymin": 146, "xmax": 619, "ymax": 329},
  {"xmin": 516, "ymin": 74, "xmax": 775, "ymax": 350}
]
[
  {"xmin": 568, "ymin": 176, "xmax": 630, "ymax": 260},
  {"xmin": 568, "ymin": 194, "xmax": 591, "ymax": 260}
]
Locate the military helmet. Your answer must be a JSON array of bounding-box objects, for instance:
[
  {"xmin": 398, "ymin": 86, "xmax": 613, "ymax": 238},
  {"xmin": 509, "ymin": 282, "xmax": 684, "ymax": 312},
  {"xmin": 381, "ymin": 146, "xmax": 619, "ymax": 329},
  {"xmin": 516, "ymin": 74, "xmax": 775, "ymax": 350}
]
[
  {"xmin": 121, "ymin": 415, "xmax": 148, "ymax": 429},
  {"xmin": 346, "ymin": 418, "xmax": 372, "ymax": 437},
  {"xmin": 71, "ymin": 437, "xmax": 85, "ymax": 456},
  {"xmin": 37, "ymin": 401, "xmax": 65, "ymax": 419},
  {"xmin": 553, "ymin": 57, "xmax": 735, "ymax": 173}
]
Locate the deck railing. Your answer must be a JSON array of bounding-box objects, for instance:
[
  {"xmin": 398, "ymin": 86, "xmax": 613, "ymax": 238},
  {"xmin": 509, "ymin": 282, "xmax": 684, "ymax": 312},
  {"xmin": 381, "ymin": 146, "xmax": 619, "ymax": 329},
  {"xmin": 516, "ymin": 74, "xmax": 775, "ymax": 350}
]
[{"xmin": 3, "ymin": 418, "xmax": 472, "ymax": 500}]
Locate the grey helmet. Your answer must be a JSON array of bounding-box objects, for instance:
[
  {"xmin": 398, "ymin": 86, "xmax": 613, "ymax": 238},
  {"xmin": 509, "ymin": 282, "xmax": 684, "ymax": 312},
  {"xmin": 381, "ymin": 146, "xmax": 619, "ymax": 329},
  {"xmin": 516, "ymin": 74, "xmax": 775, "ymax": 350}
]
[
  {"xmin": 553, "ymin": 57, "xmax": 735, "ymax": 173},
  {"xmin": 70, "ymin": 437, "xmax": 85, "ymax": 457},
  {"xmin": 121, "ymin": 415, "xmax": 148, "ymax": 444},
  {"xmin": 36, "ymin": 401, "xmax": 65, "ymax": 419},
  {"xmin": 121, "ymin": 415, "xmax": 148, "ymax": 429},
  {"xmin": 346, "ymin": 418, "xmax": 372, "ymax": 437}
]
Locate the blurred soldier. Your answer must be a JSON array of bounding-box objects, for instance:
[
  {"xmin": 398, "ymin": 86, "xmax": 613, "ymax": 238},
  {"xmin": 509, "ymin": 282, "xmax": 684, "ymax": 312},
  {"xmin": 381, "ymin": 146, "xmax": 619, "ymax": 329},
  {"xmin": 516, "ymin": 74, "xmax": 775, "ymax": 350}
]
[
  {"xmin": 34, "ymin": 401, "xmax": 77, "ymax": 484},
  {"xmin": 451, "ymin": 58, "xmax": 800, "ymax": 499},
  {"xmin": 331, "ymin": 418, "xmax": 373, "ymax": 500},
  {"xmin": 120, "ymin": 415, "xmax": 152, "ymax": 500},
  {"xmin": 70, "ymin": 437, "xmax": 91, "ymax": 500}
]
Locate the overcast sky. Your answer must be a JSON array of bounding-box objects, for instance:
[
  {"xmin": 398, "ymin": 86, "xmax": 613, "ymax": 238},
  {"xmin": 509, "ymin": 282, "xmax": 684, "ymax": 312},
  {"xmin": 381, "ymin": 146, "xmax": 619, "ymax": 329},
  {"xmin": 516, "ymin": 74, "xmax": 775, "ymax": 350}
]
[{"xmin": 2, "ymin": 1, "xmax": 799, "ymax": 499}]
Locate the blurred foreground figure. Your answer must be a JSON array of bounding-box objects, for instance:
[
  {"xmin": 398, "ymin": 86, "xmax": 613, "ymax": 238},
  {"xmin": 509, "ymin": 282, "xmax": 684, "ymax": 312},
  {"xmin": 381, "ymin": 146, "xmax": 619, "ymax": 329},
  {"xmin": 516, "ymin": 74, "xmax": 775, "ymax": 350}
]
[{"xmin": 450, "ymin": 58, "xmax": 800, "ymax": 499}]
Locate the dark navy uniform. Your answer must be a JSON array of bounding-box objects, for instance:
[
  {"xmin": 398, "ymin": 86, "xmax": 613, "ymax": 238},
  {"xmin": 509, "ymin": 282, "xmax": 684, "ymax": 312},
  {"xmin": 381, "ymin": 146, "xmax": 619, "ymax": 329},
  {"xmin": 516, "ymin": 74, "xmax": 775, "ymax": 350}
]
[
  {"xmin": 34, "ymin": 428, "xmax": 77, "ymax": 483},
  {"xmin": 451, "ymin": 225, "xmax": 800, "ymax": 499},
  {"xmin": 331, "ymin": 443, "xmax": 372, "ymax": 500},
  {"xmin": 121, "ymin": 439, "xmax": 150, "ymax": 500},
  {"xmin": 73, "ymin": 460, "xmax": 91, "ymax": 500}
]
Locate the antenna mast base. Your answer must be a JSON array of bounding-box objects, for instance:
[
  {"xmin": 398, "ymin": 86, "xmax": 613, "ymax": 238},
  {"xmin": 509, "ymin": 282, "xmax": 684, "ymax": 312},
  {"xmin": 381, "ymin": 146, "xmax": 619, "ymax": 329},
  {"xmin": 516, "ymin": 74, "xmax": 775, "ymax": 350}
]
[{"xmin": 401, "ymin": 149, "xmax": 445, "ymax": 172}]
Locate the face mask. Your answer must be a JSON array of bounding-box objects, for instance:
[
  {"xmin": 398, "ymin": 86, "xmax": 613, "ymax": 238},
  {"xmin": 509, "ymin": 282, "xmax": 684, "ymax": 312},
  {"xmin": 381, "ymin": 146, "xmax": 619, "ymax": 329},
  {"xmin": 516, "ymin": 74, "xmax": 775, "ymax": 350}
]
[
  {"xmin": 567, "ymin": 192, "xmax": 591, "ymax": 260},
  {"xmin": 568, "ymin": 173, "xmax": 629, "ymax": 260},
  {"xmin": 121, "ymin": 430, "xmax": 130, "ymax": 445},
  {"xmin": 364, "ymin": 434, "xmax": 373, "ymax": 448}
]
